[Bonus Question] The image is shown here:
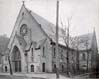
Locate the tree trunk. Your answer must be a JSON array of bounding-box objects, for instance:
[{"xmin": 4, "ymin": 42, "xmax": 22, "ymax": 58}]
[
  {"xmin": 66, "ymin": 46, "xmax": 69, "ymax": 76},
  {"xmin": 87, "ymin": 52, "xmax": 89, "ymax": 73},
  {"xmin": 8, "ymin": 56, "xmax": 13, "ymax": 75},
  {"xmin": 76, "ymin": 50, "xmax": 79, "ymax": 74}
]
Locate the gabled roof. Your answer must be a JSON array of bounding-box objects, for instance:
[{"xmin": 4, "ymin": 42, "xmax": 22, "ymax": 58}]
[
  {"xmin": 26, "ymin": 8, "xmax": 56, "ymax": 39},
  {"xmin": 26, "ymin": 8, "xmax": 63, "ymax": 43},
  {"xmin": 26, "ymin": 6, "xmax": 96, "ymax": 50}
]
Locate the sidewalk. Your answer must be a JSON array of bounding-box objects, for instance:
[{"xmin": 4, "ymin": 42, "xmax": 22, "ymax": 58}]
[{"xmin": 0, "ymin": 72, "xmax": 71, "ymax": 79}]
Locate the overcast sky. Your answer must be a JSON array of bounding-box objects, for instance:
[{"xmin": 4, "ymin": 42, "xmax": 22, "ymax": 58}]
[{"xmin": 0, "ymin": 0, "xmax": 99, "ymax": 47}]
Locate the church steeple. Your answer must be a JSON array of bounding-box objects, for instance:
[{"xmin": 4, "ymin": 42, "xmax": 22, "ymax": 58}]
[
  {"xmin": 92, "ymin": 27, "xmax": 97, "ymax": 47},
  {"xmin": 93, "ymin": 27, "xmax": 96, "ymax": 37}
]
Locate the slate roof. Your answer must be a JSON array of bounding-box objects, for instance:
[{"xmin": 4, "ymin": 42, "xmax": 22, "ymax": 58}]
[
  {"xmin": 26, "ymin": 7, "xmax": 95, "ymax": 50},
  {"xmin": 28, "ymin": 9, "xmax": 56, "ymax": 38},
  {"xmin": 27, "ymin": 9, "xmax": 63, "ymax": 42}
]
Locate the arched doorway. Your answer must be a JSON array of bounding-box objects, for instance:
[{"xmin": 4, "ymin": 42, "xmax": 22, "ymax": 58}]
[
  {"xmin": 12, "ymin": 46, "xmax": 21, "ymax": 72},
  {"xmin": 5, "ymin": 66, "xmax": 7, "ymax": 72},
  {"xmin": 42, "ymin": 63, "xmax": 45, "ymax": 72},
  {"xmin": 31, "ymin": 65, "xmax": 34, "ymax": 72}
]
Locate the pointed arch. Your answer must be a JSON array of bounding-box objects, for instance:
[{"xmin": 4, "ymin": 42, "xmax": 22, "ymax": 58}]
[{"xmin": 12, "ymin": 45, "xmax": 21, "ymax": 72}]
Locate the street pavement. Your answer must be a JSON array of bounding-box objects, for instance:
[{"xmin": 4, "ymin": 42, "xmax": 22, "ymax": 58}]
[
  {"xmin": 0, "ymin": 72, "xmax": 98, "ymax": 79},
  {"xmin": 72, "ymin": 73, "xmax": 99, "ymax": 79},
  {"xmin": 0, "ymin": 75, "xmax": 26, "ymax": 79},
  {"xmin": 0, "ymin": 75, "xmax": 46, "ymax": 79},
  {"xmin": 0, "ymin": 72, "xmax": 71, "ymax": 79}
]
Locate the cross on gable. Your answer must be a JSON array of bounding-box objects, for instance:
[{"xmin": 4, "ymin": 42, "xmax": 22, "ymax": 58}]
[{"xmin": 22, "ymin": 0, "xmax": 25, "ymax": 5}]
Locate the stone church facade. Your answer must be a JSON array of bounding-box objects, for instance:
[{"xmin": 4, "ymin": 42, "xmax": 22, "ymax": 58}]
[{"xmin": 2, "ymin": 3, "xmax": 98, "ymax": 74}]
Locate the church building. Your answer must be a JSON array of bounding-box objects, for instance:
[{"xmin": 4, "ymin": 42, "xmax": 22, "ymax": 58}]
[{"xmin": 2, "ymin": 3, "xmax": 98, "ymax": 74}]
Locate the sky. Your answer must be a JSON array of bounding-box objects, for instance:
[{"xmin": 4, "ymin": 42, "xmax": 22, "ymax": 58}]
[{"xmin": 0, "ymin": 0, "xmax": 99, "ymax": 47}]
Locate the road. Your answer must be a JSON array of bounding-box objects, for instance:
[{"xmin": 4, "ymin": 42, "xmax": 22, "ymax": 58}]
[
  {"xmin": 0, "ymin": 73, "xmax": 99, "ymax": 79},
  {"xmin": 0, "ymin": 75, "xmax": 26, "ymax": 79},
  {"xmin": 0, "ymin": 75, "xmax": 46, "ymax": 79},
  {"xmin": 72, "ymin": 73, "xmax": 99, "ymax": 79}
]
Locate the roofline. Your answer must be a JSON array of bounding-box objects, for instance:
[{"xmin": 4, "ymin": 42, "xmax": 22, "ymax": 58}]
[
  {"xmin": 7, "ymin": 3, "xmax": 25, "ymax": 53},
  {"xmin": 50, "ymin": 41, "xmax": 76, "ymax": 51},
  {"xmin": 51, "ymin": 40, "xmax": 93, "ymax": 52},
  {"xmin": 25, "ymin": 8, "xmax": 51, "ymax": 41}
]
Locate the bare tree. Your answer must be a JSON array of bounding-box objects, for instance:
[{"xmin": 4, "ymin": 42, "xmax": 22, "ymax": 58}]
[
  {"xmin": 8, "ymin": 54, "xmax": 13, "ymax": 75},
  {"xmin": 6, "ymin": 48, "xmax": 13, "ymax": 75},
  {"xmin": 60, "ymin": 16, "xmax": 81, "ymax": 76},
  {"xmin": 60, "ymin": 16, "xmax": 75, "ymax": 76},
  {"xmin": 70, "ymin": 37, "xmax": 80, "ymax": 74}
]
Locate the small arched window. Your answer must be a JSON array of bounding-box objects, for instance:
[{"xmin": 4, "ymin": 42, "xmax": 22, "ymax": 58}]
[
  {"xmin": 5, "ymin": 66, "xmax": 7, "ymax": 72},
  {"xmin": 62, "ymin": 65, "xmax": 64, "ymax": 72},
  {"xmin": 53, "ymin": 48, "xmax": 56, "ymax": 57},
  {"xmin": 31, "ymin": 48, "xmax": 33, "ymax": 56},
  {"xmin": 82, "ymin": 53, "xmax": 86, "ymax": 60},
  {"xmin": 43, "ymin": 47, "xmax": 45, "ymax": 57},
  {"xmin": 31, "ymin": 65, "xmax": 34, "ymax": 72},
  {"xmin": 54, "ymin": 64, "xmax": 56, "ymax": 69},
  {"xmin": 53, "ymin": 64, "xmax": 56, "ymax": 72},
  {"xmin": 31, "ymin": 48, "xmax": 34, "ymax": 62}
]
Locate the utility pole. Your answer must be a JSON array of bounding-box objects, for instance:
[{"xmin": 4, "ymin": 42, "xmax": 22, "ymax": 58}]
[
  {"xmin": 86, "ymin": 44, "xmax": 89, "ymax": 73},
  {"xmin": 56, "ymin": 0, "xmax": 59, "ymax": 79},
  {"xmin": 85, "ymin": 39, "xmax": 89, "ymax": 73},
  {"xmin": 66, "ymin": 18, "xmax": 70, "ymax": 76}
]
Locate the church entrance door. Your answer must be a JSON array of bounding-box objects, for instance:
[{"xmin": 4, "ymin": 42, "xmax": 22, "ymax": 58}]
[{"xmin": 12, "ymin": 46, "xmax": 21, "ymax": 72}]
